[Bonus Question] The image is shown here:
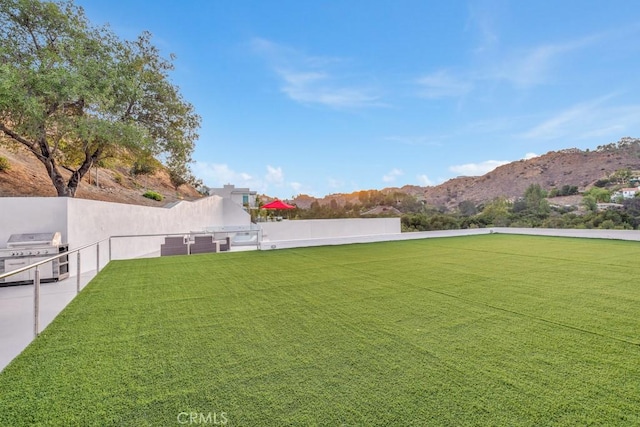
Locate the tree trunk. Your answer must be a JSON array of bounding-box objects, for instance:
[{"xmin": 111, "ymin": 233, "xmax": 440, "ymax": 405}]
[
  {"xmin": 1, "ymin": 124, "xmax": 100, "ymax": 198},
  {"xmin": 66, "ymin": 148, "xmax": 101, "ymax": 197},
  {"xmin": 33, "ymin": 136, "xmax": 73, "ymax": 197},
  {"xmin": 35, "ymin": 137, "xmax": 100, "ymax": 198}
]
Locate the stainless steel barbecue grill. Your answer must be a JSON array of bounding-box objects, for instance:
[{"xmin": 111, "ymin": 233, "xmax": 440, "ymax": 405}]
[{"xmin": 0, "ymin": 232, "xmax": 69, "ymax": 285}]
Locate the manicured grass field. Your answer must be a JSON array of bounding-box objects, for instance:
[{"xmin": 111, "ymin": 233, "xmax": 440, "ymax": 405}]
[{"xmin": 2, "ymin": 234, "xmax": 640, "ymax": 426}]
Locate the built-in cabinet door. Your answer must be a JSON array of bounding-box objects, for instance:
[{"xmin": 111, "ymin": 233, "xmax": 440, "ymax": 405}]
[{"xmin": 4, "ymin": 258, "xmax": 31, "ymax": 282}]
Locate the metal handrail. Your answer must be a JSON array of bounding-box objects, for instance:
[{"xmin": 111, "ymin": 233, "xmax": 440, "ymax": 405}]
[
  {"xmin": 0, "ymin": 237, "xmax": 110, "ymax": 281},
  {"xmin": 0, "ymin": 237, "xmax": 111, "ymax": 338},
  {"xmin": 0, "ymin": 231, "xmax": 217, "ymax": 282},
  {"xmin": 1, "ymin": 227, "xmax": 264, "ymax": 343},
  {"xmin": 1, "ymin": 230, "xmax": 249, "ymax": 339}
]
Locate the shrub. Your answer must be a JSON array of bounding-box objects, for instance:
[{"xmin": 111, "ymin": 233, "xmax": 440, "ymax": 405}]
[
  {"xmin": 0, "ymin": 156, "xmax": 10, "ymax": 172},
  {"xmin": 142, "ymin": 190, "xmax": 163, "ymax": 201},
  {"xmin": 169, "ymin": 169, "xmax": 187, "ymax": 189},
  {"xmin": 130, "ymin": 159, "xmax": 157, "ymax": 176},
  {"xmin": 113, "ymin": 173, "xmax": 123, "ymax": 185}
]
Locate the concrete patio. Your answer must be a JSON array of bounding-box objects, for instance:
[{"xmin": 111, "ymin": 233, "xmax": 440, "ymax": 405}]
[
  {"xmin": 0, "ymin": 270, "xmax": 97, "ymax": 371},
  {"xmin": 0, "ymin": 244, "xmax": 258, "ymax": 373}
]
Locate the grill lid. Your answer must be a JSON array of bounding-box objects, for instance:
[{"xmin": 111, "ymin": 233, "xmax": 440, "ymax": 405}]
[{"xmin": 6, "ymin": 232, "xmax": 62, "ymax": 248}]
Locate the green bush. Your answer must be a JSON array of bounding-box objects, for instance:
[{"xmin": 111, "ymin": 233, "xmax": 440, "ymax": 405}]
[
  {"xmin": 130, "ymin": 159, "xmax": 157, "ymax": 176},
  {"xmin": 113, "ymin": 173, "xmax": 123, "ymax": 185},
  {"xmin": 142, "ymin": 190, "xmax": 163, "ymax": 201},
  {"xmin": 0, "ymin": 156, "xmax": 10, "ymax": 172}
]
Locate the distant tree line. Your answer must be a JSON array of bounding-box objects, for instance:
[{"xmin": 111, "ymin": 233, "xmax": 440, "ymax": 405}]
[
  {"xmin": 289, "ymin": 171, "xmax": 640, "ymax": 231},
  {"xmin": 293, "ymin": 190, "xmax": 421, "ymax": 219}
]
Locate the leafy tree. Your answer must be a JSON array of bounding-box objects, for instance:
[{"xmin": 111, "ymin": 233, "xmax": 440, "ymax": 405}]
[
  {"xmin": 582, "ymin": 195, "xmax": 597, "ymax": 212},
  {"xmin": 551, "ymin": 184, "xmax": 578, "ymax": 197},
  {"xmin": 521, "ymin": 184, "xmax": 550, "ymax": 217},
  {"xmin": 562, "ymin": 185, "xmax": 579, "ymax": 196},
  {"xmin": 0, "ymin": 0, "xmax": 200, "ymax": 197},
  {"xmin": 622, "ymin": 198, "xmax": 640, "ymax": 228},
  {"xmin": 398, "ymin": 196, "xmax": 423, "ymax": 213},
  {"xmin": 610, "ymin": 168, "xmax": 632, "ymax": 185},
  {"xmin": 477, "ymin": 197, "xmax": 511, "ymax": 226},
  {"xmin": 584, "ymin": 187, "xmax": 610, "ymax": 203},
  {"xmin": 401, "ymin": 213, "xmax": 428, "ymax": 231},
  {"xmin": 458, "ymin": 200, "xmax": 478, "ymax": 217}
]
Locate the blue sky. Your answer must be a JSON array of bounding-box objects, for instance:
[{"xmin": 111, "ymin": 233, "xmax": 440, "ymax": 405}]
[{"xmin": 76, "ymin": 0, "xmax": 640, "ymax": 199}]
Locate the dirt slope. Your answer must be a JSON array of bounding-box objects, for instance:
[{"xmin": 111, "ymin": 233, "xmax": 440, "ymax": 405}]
[{"xmin": 0, "ymin": 145, "xmax": 202, "ymax": 207}]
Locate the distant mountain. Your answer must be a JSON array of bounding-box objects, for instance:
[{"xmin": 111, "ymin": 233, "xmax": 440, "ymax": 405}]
[
  {"xmin": 5, "ymin": 136, "xmax": 640, "ymax": 210},
  {"xmin": 292, "ymin": 137, "xmax": 640, "ymax": 210}
]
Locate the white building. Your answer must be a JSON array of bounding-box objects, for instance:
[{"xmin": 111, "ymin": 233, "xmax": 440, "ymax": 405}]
[
  {"xmin": 611, "ymin": 187, "xmax": 640, "ymax": 201},
  {"xmin": 209, "ymin": 184, "xmax": 257, "ymax": 210}
]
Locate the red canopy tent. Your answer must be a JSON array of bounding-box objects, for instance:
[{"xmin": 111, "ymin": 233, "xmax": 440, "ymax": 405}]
[
  {"xmin": 261, "ymin": 200, "xmax": 295, "ymax": 210},
  {"xmin": 261, "ymin": 200, "xmax": 295, "ymax": 220}
]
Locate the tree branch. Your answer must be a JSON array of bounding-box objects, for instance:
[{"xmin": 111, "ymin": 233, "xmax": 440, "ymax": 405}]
[{"xmin": 0, "ymin": 122, "xmax": 40, "ymax": 156}]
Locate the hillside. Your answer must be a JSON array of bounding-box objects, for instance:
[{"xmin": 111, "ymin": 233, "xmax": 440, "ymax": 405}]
[
  {"xmin": 0, "ymin": 145, "xmax": 202, "ymax": 207},
  {"xmin": 293, "ymin": 138, "xmax": 640, "ymax": 210},
  {"xmin": 3, "ymin": 137, "xmax": 640, "ymax": 210}
]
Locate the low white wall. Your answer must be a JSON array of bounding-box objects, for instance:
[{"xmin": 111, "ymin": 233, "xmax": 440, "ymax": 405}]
[
  {"xmin": 0, "ymin": 196, "xmax": 251, "ymax": 273},
  {"xmin": 258, "ymin": 228, "xmax": 489, "ymax": 250},
  {"xmin": 260, "ymin": 218, "xmax": 400, "ymax": 242},
  {"xmin": 491, "ymin": 227, "xmax": 640, "ymax": 241},
  {"xmin": 258, "ymin": 227, "xmax": 640, "ymax": 251}
]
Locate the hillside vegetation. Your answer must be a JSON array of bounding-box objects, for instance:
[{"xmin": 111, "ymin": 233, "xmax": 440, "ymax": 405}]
[
  {"xmin": 0, "ymin": 145, "xmax": 202, "ymax": 207},
  {"xmin": 3, "ymin": 137, "xmax": 640, "ymax": 221},
  {"xmin": 293, "ymin": 137, "xmax": 640, "ymax": 210}
]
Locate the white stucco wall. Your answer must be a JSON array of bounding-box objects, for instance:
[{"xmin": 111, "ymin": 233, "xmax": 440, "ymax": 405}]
[
  {"xmin": 257, "ymin": 226, "xmax": 640, "ymax": 251},
  {"xmin": 0, "ymin": 196, "xmax": 251, "ymax": 273},
  {"xmin": 259, "ymin": 218, "xmax": 400, "ymax": 242},
  {"xmin": 0, "ymin": 198, "xmax": 68, "ymax": 247},
  {"xmin": 491, "ymin": 227, "xmax": 640, "ymax": 241},
  {"xmin": 258, "ymin": 228, "xmax": 490, "ymax": 250}
]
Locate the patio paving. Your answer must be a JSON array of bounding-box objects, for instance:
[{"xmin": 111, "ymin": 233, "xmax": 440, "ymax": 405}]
[
  {"xmin": 0, "ymin": 244, "xmax": 257, "ymax": 372},
  {"xmin": 0, "ymin": 270, "xmax": 97, "ymax": 372}
]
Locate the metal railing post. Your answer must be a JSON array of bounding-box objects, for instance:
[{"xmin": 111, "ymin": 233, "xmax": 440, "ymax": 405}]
[
  {"xmin": 96, "ymin": 242, "xmax": 100, "ymax": 273},
  {"xmin": 76, "ymin": 251, "xmax": 81, "ymax": 294},
  {"xmin": 34, "ymin": 267, "xmax": 40, "ymax": 338},
  {"xmin": 108, "ymin": 237, "xmax": 112, "ymax": 263}
]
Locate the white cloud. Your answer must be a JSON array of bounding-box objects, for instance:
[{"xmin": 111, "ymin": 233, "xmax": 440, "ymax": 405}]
[
  {"xmin": 382, "ymin": 168, "xmax": 403, "ymax": 183},
  {"xmin": 195, "ymin": 162, "xmax": 301, "ymax": 197},
  {"xmin": 449, "ymin": 160, "xmax": 509, "ymax": 176},
  {"xmin": 251, "ymin": 37, "xmax": 382, "ymax": 109},
  {"xmin": 193, "ymin": 162, "xmax": 254, "ymax": 187},
  {"xmin": 519, "ymin": 94, "xmax": 621, "ymax": 140},
  {"xmin": 265, "ymin": 165, "xmax": 284, "ymax": 185},
  {"xmin": 484, "ymin": 32, "xmax": 605, "ymax": 88},
  {"xmin": 384, "ymin": 135, "xmax": 444, "ymax": 147},
  {"xmin": 465, "ymin": 1, "xmax": 500, "ymax": 54},
  {"xmin": 448, "ymin": 153, "xmax": 541, "ymax": 177},
  {"xmin": 327, "ymin": 178, "xmax": 344, "ymax": 189},
  {"xmin": 278, "ymin": 68, "xmax": 381, "ymax": 108},
  {"xmin": 416, "ymin": 70, "xmax": 473, "ymax": 99},
  {"xmin": 416, "ymin": 174, "xmax": 434, "ymax": 186}
]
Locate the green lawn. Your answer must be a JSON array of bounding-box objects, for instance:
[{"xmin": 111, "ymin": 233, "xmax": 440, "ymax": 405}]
[{"xmin": 2, "ymin": 234, "xmax": 640, "ymax": 426}]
